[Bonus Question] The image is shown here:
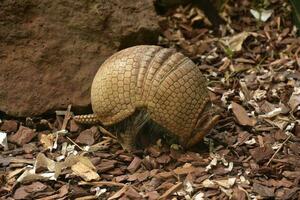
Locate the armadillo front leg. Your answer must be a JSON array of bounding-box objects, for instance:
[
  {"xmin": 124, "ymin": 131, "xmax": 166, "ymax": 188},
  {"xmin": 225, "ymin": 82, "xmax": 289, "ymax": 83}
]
[
  {"xmin": 116, "ymin": 109, "xmax": 150, "ymax": 151},
  {"xmin": 186, "ymin": 114, "xmax": 220, "ymax": 148},
  {"xmin": 185, "ymin": 99, "xmax": 221, "ymax": 148}
]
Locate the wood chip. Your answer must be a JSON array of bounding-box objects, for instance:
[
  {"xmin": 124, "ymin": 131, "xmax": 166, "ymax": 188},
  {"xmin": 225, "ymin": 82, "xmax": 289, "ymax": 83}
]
[
  {"xmin": 159, "ymin": 182, "xmax": 183, "ymax": 200},
  {"xmin": 127, "ymin": 157, "xmax": 142, "ymax": 173},
  {"xmin": 231, "ymin": 102, "xmax": 256, "ymax": 126}
]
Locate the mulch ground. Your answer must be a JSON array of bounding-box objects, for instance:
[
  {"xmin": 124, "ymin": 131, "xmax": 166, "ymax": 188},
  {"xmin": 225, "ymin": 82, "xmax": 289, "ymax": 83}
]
[{"xmin": 1, "ymin": 0, "xmax": 300, "ymax": 199}]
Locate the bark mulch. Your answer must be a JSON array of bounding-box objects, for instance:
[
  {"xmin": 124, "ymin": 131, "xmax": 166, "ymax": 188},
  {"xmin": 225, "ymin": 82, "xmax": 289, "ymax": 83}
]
[{"xmin": 1, "ymin": 0, "xmax": 300, "ymax": 199}]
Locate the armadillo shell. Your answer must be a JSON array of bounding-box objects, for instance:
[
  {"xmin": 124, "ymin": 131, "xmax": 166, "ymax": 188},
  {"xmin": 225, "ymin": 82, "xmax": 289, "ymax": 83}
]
[{"xmin": 91, "ymin": 45, "xmax": 209, "ymax": 140}]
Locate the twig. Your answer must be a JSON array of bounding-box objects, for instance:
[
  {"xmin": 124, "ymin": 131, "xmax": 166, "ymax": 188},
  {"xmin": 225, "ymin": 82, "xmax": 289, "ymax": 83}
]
[
  {"xmin": 75, "ymin": 195, "xmax": 97, "ymax": 200},
  {"xmin": 79, "ymin": 181, "xmax": 126, "ymax": 187},
  {"xmin": 2, "ymin": 148, "xmax": 24, "ymax": 155},
  {"xmin": 66, "ymin": 136, "xmax": 85, "ymax": 152},
  {"xmin": 98, "ymin": 126, "xmax": 117, "ymax": 140},
  {"xmin": 108, "ymin": 185, "xmax": 128, "ymax": 200},
  {"xmin": 159, "ymin": 182, "xmax": 183, "ymax": 200},
  {"xmin": 79, "ymin": 181, "xmax": 139, "ymax": 192},
  {"xmin": 266, "ymin": 133, "xmax": 292, "ymax": 166},
  {"xmin": 61, "ymin": 105, "xmax": 72, "ymax": 130},
  {"xmin": 10, "ymin": 158, "xmax": 35, "ymax": 164}
]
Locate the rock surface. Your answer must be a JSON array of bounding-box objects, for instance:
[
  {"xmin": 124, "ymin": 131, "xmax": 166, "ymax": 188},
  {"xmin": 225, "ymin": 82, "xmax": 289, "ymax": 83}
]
[{"xmin": 0, "ymin": 0, "xmax": 160, "ymax": 117}]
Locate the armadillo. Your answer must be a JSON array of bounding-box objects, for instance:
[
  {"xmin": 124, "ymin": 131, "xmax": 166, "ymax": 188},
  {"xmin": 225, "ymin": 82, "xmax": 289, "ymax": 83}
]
[{"xmin": 74, "ymin": 45, "xmax": 220, "ymax": 151}]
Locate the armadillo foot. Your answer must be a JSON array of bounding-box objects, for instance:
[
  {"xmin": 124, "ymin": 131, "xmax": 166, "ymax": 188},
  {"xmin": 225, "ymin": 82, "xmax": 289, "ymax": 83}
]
[{"xmin": 115, "ymin": 109, "xmax": 150, "ymax": 152}]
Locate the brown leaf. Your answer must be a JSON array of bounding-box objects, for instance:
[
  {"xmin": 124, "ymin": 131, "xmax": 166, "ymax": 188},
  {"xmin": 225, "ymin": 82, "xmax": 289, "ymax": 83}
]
[
  {"xmin": 268, "ymin": 178, "xmax": 293, "ymax": 188},
  {"xmin": 71, "ymin": 161, "xmax": 100, "ymax": 181},
  {"xmin": 232, "ymin": 187, "xmax": 247, "ymax": 200},
  {"xmin": 37, "ymin": 185, "xmax": 69, "ymax": 200},
  {"xmin": 236, "ymin": 131, "xmax": 251, "ymax": 146},
  {"xmin": 288, "ymin": 87, "xmax": 300, "ymax": 111},
  {"xmin": 13, "ymin": 182, "xmax": 47, "ymax": 199},
  {"xmin": 23, "ymin": 143, "xmax": 37, "ymax": 154},
  {"xmin": 8, "ymin": 126, "xmax": 37, "ymax": 146},
  {"xmin": 0, "ymin": 120, "xmax": 18, "ymax": 133},
  {"xmin": 39, "ymin": 133, "xmax": 55, "ymax": 150},
  {"xmin": 156, "ymin": 154, "xmax": 171, "ymax": 164},
  {"xmin": 281, "ymin": 187, "xmax": 300, "ymax": 200},
  {"xmin": 147, "ymin": 146, "xmax": 161, "ymax": 157},
  {"xmin": 220, "ymin": 32, "xmax": 251, "ymax": 52},
  {"xmin": 289, "ymin": 143, "xmax": 300, "ymax": 155},
  {"xmin": 231, "ymin": 102, "xmax": 256, "ymax": 126},
  {"xmin": 97, "ymin": 160, "xmax": 116, "ymax": 173},
  {"xmin": 69, "ymin": 119, "xmax": 80, "ymax": 132},
  {"xmin": 282, "ymin": 171, "xmax": 300, "ymax": 179},
  {"xmin": 249, "ymin": 145, "xmax": 274, "ymax": 163},
  {"xmin": 274, "ymin": 130, "xmax": 288, "ymax": 141},
  {"xmin": 252, "ymin": 182, "xmax": 275, "ymax": 197},
  {"xmin": 75, "ymin": 126, "xmax": 99, "ymax": 145},
  {"xmin": 295, "ymin": 125, "xmax": 300, "ymax": 137}
]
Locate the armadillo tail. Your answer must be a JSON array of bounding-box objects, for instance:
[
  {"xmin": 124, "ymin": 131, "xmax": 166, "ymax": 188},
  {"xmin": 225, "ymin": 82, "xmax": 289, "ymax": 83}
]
[{"xmin": 73, "ymin": 114, "xmax": 99, "ymax": 124}]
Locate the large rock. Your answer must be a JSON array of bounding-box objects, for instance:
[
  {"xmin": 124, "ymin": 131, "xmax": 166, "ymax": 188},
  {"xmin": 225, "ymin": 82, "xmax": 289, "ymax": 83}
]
[{"xmin": 0, "ymin": 0, "xmax": 160, "ymax": 117}]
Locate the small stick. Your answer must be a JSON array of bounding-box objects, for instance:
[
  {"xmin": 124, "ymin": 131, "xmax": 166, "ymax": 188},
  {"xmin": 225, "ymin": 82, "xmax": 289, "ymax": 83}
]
[
  {"xmin": 74, "ymin": 195, "xmax": 97, "ymax": 200},
  {"xmin": 2, "ymin": 148, "xmax": 24, "ymax": 155},
  {"xmin": 108, "ymin": 185, "xmax": 128, "ymax": 200},
  {"xmin": 159, "ymin": 182, "xmax": 183, "ymax": 200},
  {"xmin": 266, "ymin": 133, "xmax": 292, "ymax": 166},
  {"xmin": 61, "ymin": 105, "xmax": 72, "ymax": 130},
  {"xmin": 79, "ymin": 181, "xmax": 126, "ymax": 187},
  {"xmin": 98, "ymin": 126, "xmax": 117, "ymax": 140},
  {"xmin": 79, "ymin": 181, "xmax": 139, "ymax": 192},
  {"xmin": 66, "ymin": 136, "xmax": 85, "ymax": 152}
]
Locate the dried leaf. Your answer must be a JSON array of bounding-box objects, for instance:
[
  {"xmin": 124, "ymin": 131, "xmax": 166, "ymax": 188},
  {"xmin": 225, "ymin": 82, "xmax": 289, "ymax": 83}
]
[
  {"xmin": 288, "ymin": 87, "xmax": 300, "ymax": 111},
  {"xmin": 252, "ymin": 182, "xmax": 275, "ymax": 197},
  {"xmin": 13, "ymin": 182, "xmax": 47, "ymax": 199},
  {"xmin": 8, "ymin": 126, "xmax": 37, "ymax": 146},
  {"xmin": 0, "ymin": 120, "xmax": 18, "ymax": 132},
  {"xmin": 40, "ymin": 133, "xmax": 55, "ymax": 151},
  {"xmin": 250, "ymin": 9, "xmax": 273, "ymax": 22},
  {"xmin": 0, "ymin": 131, "xmax": 8, "ymax": 150},
  {"xmin": 71, "ymin": 161, "xmax": 100, "ymax": 181},
  {"xmin": 231, "ymin": 102, "xmax": 256, "ymax": 126},
  {"xmin": 220, "ymin": 32, "xmax": 251, "ymax": 52},
  {"xmin": 76, "ymin": 126, "xmax": 99, "ymax": 145}
]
